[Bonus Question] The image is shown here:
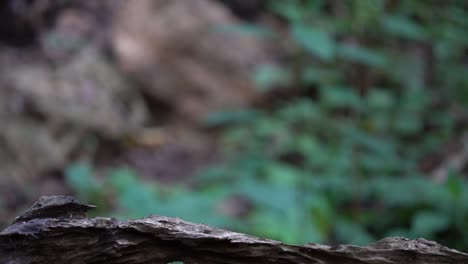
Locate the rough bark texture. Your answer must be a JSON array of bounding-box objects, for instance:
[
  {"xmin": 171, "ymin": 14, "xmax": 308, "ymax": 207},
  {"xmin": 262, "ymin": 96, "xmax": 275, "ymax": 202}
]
[{"xmin": 1, "ymin": 196, "xmax": 467, "ymax": 264}]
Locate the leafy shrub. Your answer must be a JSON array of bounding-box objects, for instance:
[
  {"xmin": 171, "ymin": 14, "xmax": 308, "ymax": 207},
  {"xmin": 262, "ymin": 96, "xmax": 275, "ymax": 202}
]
[
  {"xmin": 65, "ymin": 163, "xmax": 236, "ymax": 227},
  {"xmin": 201, "ymin": 0, "xmax": 468, "ymax": 248}
]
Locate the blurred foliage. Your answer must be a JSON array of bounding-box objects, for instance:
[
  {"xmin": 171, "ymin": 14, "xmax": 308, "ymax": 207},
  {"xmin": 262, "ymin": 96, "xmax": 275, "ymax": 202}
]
[
  {"xmin": 66, "ymin": 163, "xmax": 237, "ymax": 227},
  {"xmin": 67, "ymin": 0, "xmax": 468, "ymax": 251}
]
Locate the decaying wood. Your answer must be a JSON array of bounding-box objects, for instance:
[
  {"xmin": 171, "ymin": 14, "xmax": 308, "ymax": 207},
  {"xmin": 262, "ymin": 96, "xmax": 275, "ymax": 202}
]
[{"xmin": 1, "ymin": 196, "xmax": 467, "ymax": 264}]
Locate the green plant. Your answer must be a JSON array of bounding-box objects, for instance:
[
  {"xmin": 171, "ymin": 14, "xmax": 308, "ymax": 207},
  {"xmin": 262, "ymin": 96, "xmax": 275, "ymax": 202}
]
[
  {"xmin": 65, "ymin": 163, "xmax": 238, "ymax": 227},
  {"xmin": 201, "ymin": 0, "xmax": 468, "ymax": 248}
]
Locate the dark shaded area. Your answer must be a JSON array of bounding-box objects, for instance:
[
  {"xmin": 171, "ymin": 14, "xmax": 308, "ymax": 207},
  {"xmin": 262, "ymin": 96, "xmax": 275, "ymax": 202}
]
[
  {"xmin": 219, "ymin": 0, "xmax": 267, "ymax": 20},
  {"xmin": 0, "ymin": 2, "xmax": 37, "ymax": 46}
]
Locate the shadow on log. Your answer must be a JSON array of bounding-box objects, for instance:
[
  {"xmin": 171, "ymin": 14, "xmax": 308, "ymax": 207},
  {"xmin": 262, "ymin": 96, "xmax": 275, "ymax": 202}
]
[{"xmin": 1, "ymin": 196, "xmax": 467, "ymax": 264}]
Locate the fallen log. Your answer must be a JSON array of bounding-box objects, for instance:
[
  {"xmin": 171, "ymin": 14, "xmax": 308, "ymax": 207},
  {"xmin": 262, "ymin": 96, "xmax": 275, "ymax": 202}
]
[{"xmin": 1, "ymin": 196, "xmax": 467, "ymax": 264}]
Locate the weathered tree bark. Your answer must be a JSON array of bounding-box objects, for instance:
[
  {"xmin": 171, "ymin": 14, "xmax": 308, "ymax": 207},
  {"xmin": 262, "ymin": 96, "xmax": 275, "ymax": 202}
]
[{"xmin": 1, "ymin": 196, "xmax": 467, "ymax": 264}]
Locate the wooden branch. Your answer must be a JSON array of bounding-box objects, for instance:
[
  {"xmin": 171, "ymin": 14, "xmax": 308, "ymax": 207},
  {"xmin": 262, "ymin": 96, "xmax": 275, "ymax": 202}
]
[{"xmin": 1, "ymin": 196, "xmax": 467, "ymax": 264}]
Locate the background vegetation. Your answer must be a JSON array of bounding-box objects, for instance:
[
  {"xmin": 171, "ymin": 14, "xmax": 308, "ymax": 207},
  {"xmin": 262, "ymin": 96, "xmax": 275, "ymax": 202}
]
[{"xmin": 64, "ymin": 0, "xmax": 468, "ymax": 251}]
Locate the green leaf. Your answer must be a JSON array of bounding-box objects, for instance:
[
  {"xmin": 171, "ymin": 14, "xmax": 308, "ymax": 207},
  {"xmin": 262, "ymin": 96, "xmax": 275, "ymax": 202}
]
[
  {"xmin": 156, "ymin": 191, "xmax": 222, "ymax": 225},
  {"xmin": 108, "ymin": 167, "xmax": 159, "ymax": 217},
  {"xmin": 306, "ymin": 194, "xmax": 333, "ymax": 239},
  {"xmin": 445, "ymin": 171, "xmax": 463, "ymax": 199},
  {"xmin": 366, "ymin": 89, "xmax": 395, "ymax": 110},
  {"xmin": 382, "ymin": 15, "xmax": 428, "ymax": 41},
  {"xmin": 292, "ymin": 24, "xmax": 335, "ymax": 61},
  {"xmin": 253, "ymin": 64, "xmax": 292, "ymax": 90},
  {"xmin": 411, "ymin": 211, "xmax": 450, "ymax": 238},
  {"xmin": 393, "ymin": 113, "xmax": 422, "ymax": 135},
  {"xmin": 278, "ymin": 99, "xmax": 321, "ymax": 122},
  {"xmin": 269, "ymin": 0, "xmax": 304, "ymax": 22},
  {"xmin": 238, "ymin": 179, "xmax": 298, "ymax": 212},
  {"xmin": 320, "ymin": 86, "xmax": 362, "ymax": 109},
  {"xmin": 262, "ymin": 163, "xmax": 302, "ymax": 186},
  {"xmin": 65, "ymin": 162, "xmax": 101, "ymax": 200},
  {"xmin": 250, "ymin": 209, "xmax": 299, "ymax": 243},
  {"xmin": 370, "ymin": 176, "xmax": 452, "ymax": 208},
  {"xmin": 337, "ymin": 44, "xmax": 386, "ymax": 67},
  {"xmin": 302, "ymin": 67, "xmax": 341, "ymax": 85},
  {"xmin": 334, "ymin": 219, "xmax": 374, "ymax": 246}
]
